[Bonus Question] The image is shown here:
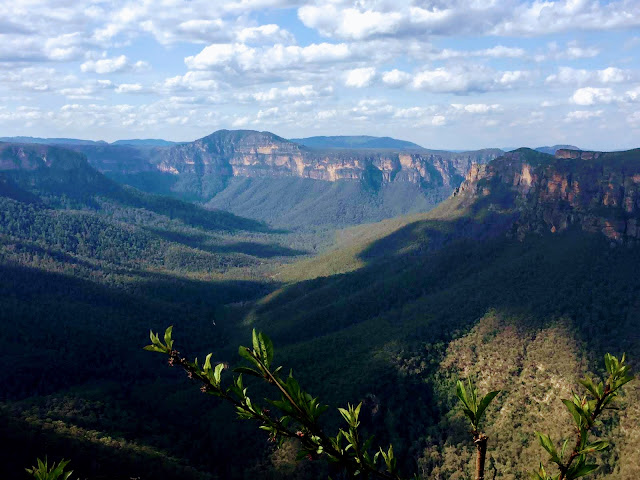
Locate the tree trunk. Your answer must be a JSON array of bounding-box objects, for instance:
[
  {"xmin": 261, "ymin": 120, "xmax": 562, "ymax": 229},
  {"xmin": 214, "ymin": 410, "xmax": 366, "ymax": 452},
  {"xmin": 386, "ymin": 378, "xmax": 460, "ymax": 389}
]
[{"xmin": 474, "ymin": 433, "xmax": 488, "ymax": 480}]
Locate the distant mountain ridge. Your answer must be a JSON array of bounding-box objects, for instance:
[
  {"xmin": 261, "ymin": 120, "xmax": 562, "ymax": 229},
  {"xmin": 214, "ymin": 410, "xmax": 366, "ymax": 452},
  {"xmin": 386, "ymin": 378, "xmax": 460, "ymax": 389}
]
[
  {"xmin": 0, "ymin": 136, "xmax": 107, "ymax": 146},
  {"xmin": 111, "ymin": 139, "xmax": 179, "ymax": 147},
  {"xmin": 534, "ymin": 144, "xmax": 581, "ymax": 155},
  {"xmin": 149, "ymin": 129, "xmax": 502, "ymax": 226},
  {"xmin": 152, "ymin": 129, "xmax": 502, "ymax": 189},
  {"xmin": 290, "ymin": 135, "xmax": 425, "ymax": 150},
  {"xmin": 0, "ymin": 136, "xmax": 180, "ymax": 147}
]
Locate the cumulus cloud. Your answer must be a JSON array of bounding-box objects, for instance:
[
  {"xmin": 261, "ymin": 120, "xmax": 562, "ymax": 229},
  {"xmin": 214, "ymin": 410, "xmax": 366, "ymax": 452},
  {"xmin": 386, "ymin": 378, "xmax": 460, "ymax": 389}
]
[
  {"xmin": 298, "ymin": 1, "xmax": 640, "ymax": 40},
  {"xmin": 625, "ymin": 86, "xmax": 640, "ymax": 102},
  {"xmin": 400, "ymin": 66, "xmax": 529, "ymax": 94},
  {"xmin": 345, "ymin": 67, "xmax": 376, "ymax": 88},
  {"xmin": 236, "ymin": 24, "xmax": 294, "ymax": 44},
  {"xmin": 163, "ymin": 71, "xmax": 220, "ymax": 92},
  {"xmin": 547, "ymin": 67, "xmax": 632, "ymax": 85},
  {"xmin": 571, "ymin": 87, "xmax": 616, "ymax": 105},
  {"xmin": 565, "ymin": 110, "xmax": 604, "ymax": 121},
  {"xmin": 81, "ymin": 55, "xmax": 149, "ymax": 74},
  {"xmin": 115, "ymin": 83, "xmax": 145, "ymax": 94},
  {"xmin": 382, "ymin": 69, "xmax": 412, "ymax": 87},
  {"xmin": 237, "ymin": 84, "xmax": 332, "ymax": 103},
  {"xmin": 185, "ymin": 42, "xmax": 355, "ymax": 73}
]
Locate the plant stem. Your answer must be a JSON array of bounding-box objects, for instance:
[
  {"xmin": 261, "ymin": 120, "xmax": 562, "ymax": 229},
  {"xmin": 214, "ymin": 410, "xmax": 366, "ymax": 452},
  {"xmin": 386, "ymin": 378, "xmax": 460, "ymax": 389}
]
[{"xmin": 474, "ymin": 432, "xmax": 488, "ymax": 480}]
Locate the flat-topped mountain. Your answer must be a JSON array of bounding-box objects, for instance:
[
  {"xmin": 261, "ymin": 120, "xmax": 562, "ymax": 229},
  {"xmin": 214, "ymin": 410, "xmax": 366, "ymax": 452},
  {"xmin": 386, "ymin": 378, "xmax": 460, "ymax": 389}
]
[
  {"xmin": 154, "ymin": 129, "xmax": 501, "ymax": 186},
  {"xmin": 534, "ymin": 144, "xmax": 581, "ymax": 155},
  {"xmin": 111, "ymin": 139, "xmax": 178, "ymax": 147},
  {"xmin": 289, "ymin": 135, "xmax": 425, "ymax": 150},
  {"xmin": 142, "ymin": 129, "xmax": 502, "ymax": 227}
]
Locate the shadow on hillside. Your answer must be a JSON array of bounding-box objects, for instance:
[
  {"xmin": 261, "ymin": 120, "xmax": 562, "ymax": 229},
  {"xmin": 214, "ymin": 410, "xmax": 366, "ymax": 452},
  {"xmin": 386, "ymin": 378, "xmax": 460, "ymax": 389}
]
[
  {"xmin": 252, "ymin": 210, "xmax": 640, "ymax": 362},
  {"xmin": 359, "ymin": 207, "xmax": 517, "ymax": 262},
  {"xmin": 145, "ymin": 227, "xmax": 308, "ymax": 258},
  {"xmin": 0, "ymin": 407, "xmax": 212, "ymax": 480},
  {"xmin": 0, "ymin": 262, "xmax": 278, "ymax": 400}
]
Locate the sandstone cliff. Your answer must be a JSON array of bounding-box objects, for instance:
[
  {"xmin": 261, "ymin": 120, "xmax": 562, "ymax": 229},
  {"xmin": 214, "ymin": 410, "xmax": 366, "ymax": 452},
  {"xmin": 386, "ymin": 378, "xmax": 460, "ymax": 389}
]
[
  {"xmin": 152, "ymin": 130, "xmax": 501, "ymax": 190},
  {"xmin": 455, "ymin": 148, "xmax": 640, "ymax": 241}
]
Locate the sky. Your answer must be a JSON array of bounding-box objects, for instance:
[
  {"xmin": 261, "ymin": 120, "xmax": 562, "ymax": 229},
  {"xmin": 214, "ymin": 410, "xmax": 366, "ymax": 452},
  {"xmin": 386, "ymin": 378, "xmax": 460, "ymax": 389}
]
[{"xmin": 0, "ymin": 0, "xmax": 639, "ymax": 150}]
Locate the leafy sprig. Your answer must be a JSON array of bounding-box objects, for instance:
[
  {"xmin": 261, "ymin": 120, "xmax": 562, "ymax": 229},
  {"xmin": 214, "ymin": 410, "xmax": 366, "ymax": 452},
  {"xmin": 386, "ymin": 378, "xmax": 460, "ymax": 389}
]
[
  {"xmin": 531, "ymin": 353, "xmax": 634, "ymax": 480},
  {"xmin": 145, "ymin": 326, "xmax": 405, "ymax": 479}
]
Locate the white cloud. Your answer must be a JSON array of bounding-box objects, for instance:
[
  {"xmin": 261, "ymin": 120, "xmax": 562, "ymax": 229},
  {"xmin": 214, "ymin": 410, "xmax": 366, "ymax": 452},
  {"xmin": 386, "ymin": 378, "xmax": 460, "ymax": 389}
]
[
  {"xmin": 163, "ymin": 71, "xmax": 219, "ymax": 92},
  {"xmin": 408, "ymin": 66, "xmax": 528, "ymax": 94},
  {"xmin": 430, "ymin": 45, "xmax": 526, "ymax": 61},
  {"xmin": 115, "ymin": 83, "xmax": 144, "ymax": 94},
  {"xmin": 298, "ymin": 1, "xmax": 640, "ymax": 40},
  {"xmin": 431, "ymin": 115, "xmax": 446, "ymax": 126},
  {"xmin": 236, "ymin": 24, "xmax": 293, "ymax": 44},
  {"xmin": 451, "ymin": 103, "xmax": 501, "ymax": 114},
  {"xmin": 382, "ymin": 69, "xmax": 412, "ymax": 87},
  {"xmin": 625, "ymin": 86, "xmax": 640, "ymax": 102},
  {"xmin": 565, "ymin": 110, "xmax": 604, "ymax": 121},
  {"xmin": 547, "ymin": 67, "xmax": 632, "ymax": 85},
  {"xmin": 238, "ymin": 84, "xmax": 331, "ymax": 103},
  {"xmin": 185, "ymin": 42, "xmax": 354, "ymax": 72},
  {"xmin": 571, "ymin": 87, "xmax": 616, "ymax": 105},
  {"xmin": 345, "ymin": 67, "xmax": 376, "ymax": 88},
  {"xmin": 298, "ymin": 5, "xmax": 403, "ymax": 40},
  {"xmin": 81, "ymin": 55, "xmax": 149, "ymax": 74}
]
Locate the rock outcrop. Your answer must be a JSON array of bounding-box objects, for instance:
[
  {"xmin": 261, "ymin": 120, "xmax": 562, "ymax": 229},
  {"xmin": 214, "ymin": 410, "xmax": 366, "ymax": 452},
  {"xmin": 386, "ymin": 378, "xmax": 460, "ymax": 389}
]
[
  {"xmin": 152, "ymin": 130, "xmax": 501, "ymax": 189},
  {"xmin": 455, "ymin": 148, "xmax": 640, "ymax": 242}
]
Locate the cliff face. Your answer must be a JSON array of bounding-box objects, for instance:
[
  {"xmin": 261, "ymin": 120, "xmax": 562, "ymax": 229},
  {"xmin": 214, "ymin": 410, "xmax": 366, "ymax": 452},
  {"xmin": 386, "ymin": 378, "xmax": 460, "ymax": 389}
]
[
  {"xmin": 0, "ymin": 143, "xmax": 89, "ymax": 171},
  {"xmin": 152, "ymin": 130, "xmax": 501, "ymax": 189},
  {"xmin": 455, "ymin": 148, "xmax": 640, "ymax": 242},
  {"xmin": 0, "ymin": 142, "xmax": 115, "ymax": 199}
]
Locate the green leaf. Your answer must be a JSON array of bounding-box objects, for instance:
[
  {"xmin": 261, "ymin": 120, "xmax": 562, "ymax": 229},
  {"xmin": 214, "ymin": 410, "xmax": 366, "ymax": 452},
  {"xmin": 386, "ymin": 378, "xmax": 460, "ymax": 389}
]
[
  {"xmin": 579, "ymin": 378, "xmax": 600, "ymax": 399},
  {"xmin": 536, "ymin": 432, "xmax": 562, "ymax": 465},
  {"xmin": 456, "ymin": 380, "xmax": 472, "ymax": 412},
  {"xmin": 562, "ymin": 399, "xmax": 590, "ymax": 428},
  {"xmin": 143, "ymin": 345, "xmax": 166, "ymax": 353},
  {"xmin": 577, "ymin": 441, "xmax": 609, "ymax": 455},
  {"xmin": 251, "ymin": 329, "xmax": 274, "ymax": 367},
  {"xmin": 568, "ymin": 463, "xmax": 599, "ymax": 479},
  {"xmin": 560, "ymin": 438, "xmax": 570, "ymax": 458},
  {"xmin": 164, "ymin": 325, "xmax": 173, "ymax": 350},
  {"xmin": 234, "ymin": 366, "xmax": 262, "ymax": 378},
  {"xmin": 476, "ymin": 390, "xmax": 500, "ymax": 424},
  {"xmin": 238, "ymin": 345, "xmax": 257, "ymax": 366},
  {"xmin": 203, "ymin": 353, "xmax": 213, "ymax": 371}
]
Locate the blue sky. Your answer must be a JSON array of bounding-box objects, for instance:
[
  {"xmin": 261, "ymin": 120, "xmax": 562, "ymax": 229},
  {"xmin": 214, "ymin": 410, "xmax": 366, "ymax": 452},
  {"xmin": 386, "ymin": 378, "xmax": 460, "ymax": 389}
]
[{"xmin": 0, "ymin": 0, "xmax": 639, "ymax": 150}]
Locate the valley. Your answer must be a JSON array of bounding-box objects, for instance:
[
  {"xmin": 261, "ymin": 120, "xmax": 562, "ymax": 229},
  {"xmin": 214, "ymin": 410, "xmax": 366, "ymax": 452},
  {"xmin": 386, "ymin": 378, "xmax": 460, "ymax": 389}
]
[{"xmin": 1, "ymin": 134, "xmax": 639, "ymax": 480}]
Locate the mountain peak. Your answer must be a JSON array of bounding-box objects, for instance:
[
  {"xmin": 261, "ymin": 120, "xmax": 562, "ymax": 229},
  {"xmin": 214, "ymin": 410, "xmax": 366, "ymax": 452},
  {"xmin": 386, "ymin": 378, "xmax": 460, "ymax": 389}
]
[{"xmin": 199, "ymin": 129, "xmax": 297, "ymax": 146}]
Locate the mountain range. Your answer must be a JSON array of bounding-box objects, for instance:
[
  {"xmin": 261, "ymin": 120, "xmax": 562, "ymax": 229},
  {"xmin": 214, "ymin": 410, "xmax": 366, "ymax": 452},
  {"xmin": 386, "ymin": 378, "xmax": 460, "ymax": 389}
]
[
  {"xmin": 4, "ymin": 131, "xmax": 503, "ymax": 227},
  {"xmin": 0, "ymin": 132, "xmax": 637, "ymax": 480}
]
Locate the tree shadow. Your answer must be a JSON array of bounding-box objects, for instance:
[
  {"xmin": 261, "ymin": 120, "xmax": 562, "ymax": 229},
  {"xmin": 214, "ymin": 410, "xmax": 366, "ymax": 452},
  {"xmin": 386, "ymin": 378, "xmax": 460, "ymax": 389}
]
[{"xmin": 144, "ymin": 227, "xmax": 308, "ymax": 258}]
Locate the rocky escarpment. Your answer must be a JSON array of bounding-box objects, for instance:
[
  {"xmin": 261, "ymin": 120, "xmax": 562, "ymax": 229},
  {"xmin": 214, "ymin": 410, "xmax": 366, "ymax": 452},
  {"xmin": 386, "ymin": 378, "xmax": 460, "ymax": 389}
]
[
  {"xmin": 153, "ymin": 130, "xmax": 501, "ymax": 191},
  {"xmin": 0, "ymin": 142, "xmax": 117, "ymax": 199},
  {"xmin": 0, "ymin": 142, "xmax": 89, "ymax": 171},
  {"xmin": 455, "ymin": 148, "xmax": 640, "ymax": 242}
]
